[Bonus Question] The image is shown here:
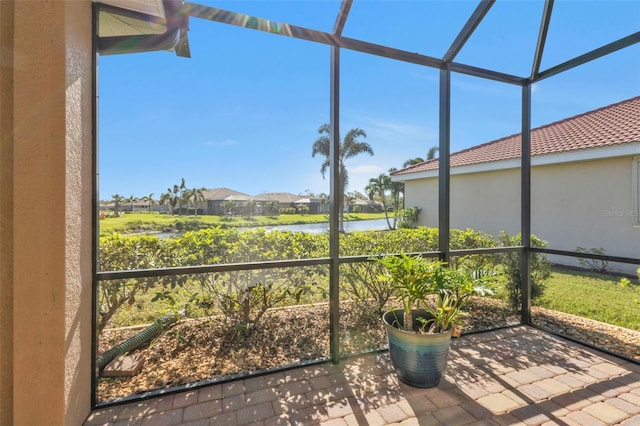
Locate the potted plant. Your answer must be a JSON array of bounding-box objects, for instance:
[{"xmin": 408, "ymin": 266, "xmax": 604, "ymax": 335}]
[{"xmin": 376, "ymin": 253, "xmax": 494, "ymax": 388}]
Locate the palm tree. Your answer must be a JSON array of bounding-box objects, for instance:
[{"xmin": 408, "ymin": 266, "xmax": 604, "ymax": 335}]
[
  {"xmin": 176, "ymin": 178, "xmax": 187, "ymax": 215},
  {"xmin": 126, "ymin": 195, "xmax": 136, "ymax": 213},
  {"xmin": 402, "ymin": 157, "xmax": 425, "ymax": 168},
  {"xmin": 366, "ymin": 173, "xmax": 394, "ymax": 229},
  {"xmin": 388, "ymin": 167, "xmax": 404, "ymax": 211},
  {"xmin": 401, "ymin": 147, "xmax": 438, "ymax": 168},
  {"xmin": 111, "ymin": 194, "xmax": 125, "ymax": 218},
  {"xmin": 186, "ymin": 187, "xmax": 205, "ymax": 216},
  {"xmin": 159, "ymin": 190, "xmax": 173, "ymax": 214},
  {"xmin": 166, "ymin": 185, "xmax": 180, "ymax": 215},
  {"xmin": 145, "ymin": 193, "xmax": 155, "ymax": 213},
  {"xmin": 312, "ymin": 123, "xmax": 374, "ymax": 232},
  {"xmin": 426, "ymin": 146, "xmax": 439, "ymax": 160}
]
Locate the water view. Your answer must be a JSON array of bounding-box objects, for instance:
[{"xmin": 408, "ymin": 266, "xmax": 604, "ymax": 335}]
[{"xmin": 153, "ymin": 218, "xmax": 391, "ymax": 238}]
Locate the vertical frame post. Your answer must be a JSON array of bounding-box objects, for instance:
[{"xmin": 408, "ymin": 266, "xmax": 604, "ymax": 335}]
[
  {"xmin": 521, "ymin": 84, "xmax": 532, "ymax": 324},
  {"xmin": 91, "ymin": 3, "xmax": 99, "ymax": 408},
  {"xmin": 329, "ymin": 45, "xmax": 340, "ymax": 363},
  {"xmin": 438, "ymin": 65, "xmax": 451, "ymax": 263}
]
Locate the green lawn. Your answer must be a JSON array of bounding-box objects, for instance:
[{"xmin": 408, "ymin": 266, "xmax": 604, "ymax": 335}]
[
  {"xmin": 536, "ymin": 268, "xmax": 640, "ymax": 331},
  {"xmin": 99, "ymin": 212, "xmax": 391, "ymax": 236}
]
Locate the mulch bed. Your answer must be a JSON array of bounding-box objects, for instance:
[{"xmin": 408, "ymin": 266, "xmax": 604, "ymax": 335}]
[{"xmin": 97, "ymin": 298, "xmax": 638, "ymax": 402}]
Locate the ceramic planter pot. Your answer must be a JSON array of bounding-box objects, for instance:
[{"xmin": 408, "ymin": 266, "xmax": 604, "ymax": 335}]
[{"xmin": 382, "ymin": 309, "xmax": 452, "ymax": 388}]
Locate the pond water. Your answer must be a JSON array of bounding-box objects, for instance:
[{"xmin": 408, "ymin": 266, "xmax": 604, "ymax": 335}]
[
  {"xmin": 244, "ymin": 218, "xmax": 391, "ymax": 234},
  {"xmin": 152, "ymin": 218, "xmax": 392, "ymax": 238}
]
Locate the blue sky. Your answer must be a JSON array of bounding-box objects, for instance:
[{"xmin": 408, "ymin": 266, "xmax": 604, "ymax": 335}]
[{"xmin": 98, "ymin": 0, "xmax": 639, "ymax": 200}]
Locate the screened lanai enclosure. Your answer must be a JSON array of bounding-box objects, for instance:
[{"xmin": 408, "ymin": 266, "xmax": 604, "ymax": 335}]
[{"xmin": 93, "ymin": 0, "xmax": 640, "ymax": 406}]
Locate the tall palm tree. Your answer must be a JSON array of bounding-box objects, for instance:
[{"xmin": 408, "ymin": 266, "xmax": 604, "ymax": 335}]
[
  {"xmin": 312, "ymin": 123, "xmax": 374, "ymax": 232},
  {"xmin": 185, "ymin": 187, "xmax": 205, "ymax": 216},
  {"xmin": 111, "ymin": 194, "xmax": 125, "ymax": 218},
  {"xmin": 167, "ymin": 185, "xmax": 180, "ymax": 215},
  {"xmin": 366, "ymin": 173, "xmax": 394, "ymax": 230},
  {"xmin": 126, "ymin": 195, "xmax": 136, "ymax": 213},
  {"xmin": 159, "ymin": 190, "xmax": 173, "ymax": 214},
  {"xmin": 176, "ymin": 178, "xmax": 187, "ymax": 215},
  {"xmin": 388, "ymin": 167, "xmax": 404, "ymax": 211},
  {"xmin": 144, "ymin": 193, "xmax": 155, "ymax": 213}
]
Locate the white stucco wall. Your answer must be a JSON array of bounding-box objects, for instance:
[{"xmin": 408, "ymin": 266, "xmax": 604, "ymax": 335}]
[
  {"xmin": 403, "ymin": 167, "xmax": 521, "ymax": 236},
  {"xmin": 402, "ymin": 155, "xmax": 639, "ymax": 274},
  {"xmin": 531, "ymin": 156, "xmax": 639, "ymax": 271}
]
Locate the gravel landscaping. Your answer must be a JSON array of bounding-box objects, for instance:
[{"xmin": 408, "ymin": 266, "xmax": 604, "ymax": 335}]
[{"xmin": 97, "ymin": 298, "xmax": 639, "ymax": 402}]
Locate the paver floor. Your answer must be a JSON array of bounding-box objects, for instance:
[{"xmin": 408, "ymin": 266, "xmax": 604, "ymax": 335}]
[{"xmin": 86, "ymin": 326, "xmax": 640, "ymax": 425}]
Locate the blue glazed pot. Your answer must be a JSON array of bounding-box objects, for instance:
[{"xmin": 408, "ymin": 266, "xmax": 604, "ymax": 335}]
[{"xmin": 382, "ymin": 309, "xmax": 452, "ymax": 388}]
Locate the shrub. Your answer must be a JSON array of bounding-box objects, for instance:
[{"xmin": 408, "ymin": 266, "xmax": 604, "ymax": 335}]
[
  {"xmin": 498, "ymin": 231, "xmax": 551, "ymax": 311},
  {"xmin": 339, "ymin": 227, "xmax": 497, "ymax": 322},
  {"xmin": 450, "ymin": 228, "xmax": 499, "ymax": 271},
  {"xmin": 395, "ymin": 207, "xmax": 421, "ymax": 229},
  {"xmin": 97, "ymin": 234, "xmax": 183, "ymax": 333},
  {"xmin": 575, "ymin": 247, "xmax": 609, "ymax": 273}
]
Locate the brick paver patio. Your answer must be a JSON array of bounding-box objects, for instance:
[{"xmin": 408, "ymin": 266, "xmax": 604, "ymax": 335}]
[{"xmin": 86, "ymin": 326, "xmax": 640, "ymax": 425}]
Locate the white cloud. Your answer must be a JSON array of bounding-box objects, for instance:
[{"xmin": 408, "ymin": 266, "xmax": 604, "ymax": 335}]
[
  {"xmin": 350, "ymin": 164, "xmax": 385, "ymax": 174},
  {"xmin": 204, "ymin": 139, "xmax": 238, "ymax": 147},
  {"xmin": 219, "ymin": 139, "xmax": 237, "ymax": 146},
  {"xmin": 359, "ymin": 117, "xmax": 436, "ymax": 145},
  {"xmin": 408, "ymin": 71, "xmax": 438, "ymax": 83}
]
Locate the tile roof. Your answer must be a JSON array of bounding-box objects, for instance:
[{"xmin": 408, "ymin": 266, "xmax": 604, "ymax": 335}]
[
  {"xmin": 393, "ymin": 96, "xmax": 640, "ymax": 176},
  {"xmin": 202, "ymin": 187, "xmax": 253, "ymax": 201},
  {"xmin": 254, "ymin": 192, "xmax": 302, "ymax": 203}
]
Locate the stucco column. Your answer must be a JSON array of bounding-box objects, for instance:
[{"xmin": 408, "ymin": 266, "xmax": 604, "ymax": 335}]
[{"xmin": 0, "ymin": 1, "xmax": 93, "ymax": 425}]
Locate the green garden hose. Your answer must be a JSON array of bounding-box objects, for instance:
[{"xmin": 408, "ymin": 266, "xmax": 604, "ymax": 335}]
[{"xmin": 98, "ymin": 313, "xmax": 178, "ymax": 371}]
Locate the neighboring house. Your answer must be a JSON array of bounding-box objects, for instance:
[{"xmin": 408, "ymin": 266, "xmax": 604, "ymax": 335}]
[
  {"xmin": 99, "ymin": 199, "xmax": 150, "ymax": 213},
  {"xmin": 348, "ymin": 197, "xmax": 384, "ymax": 213},
  {"xmin": 202, "ymin": 187, "xmax": 254, "ymax": 215},
  {"xmin": 256, "ymin": 192, "xmax": 330, "ymax": 214},
  {"xmin": 256, "ymin": 192, "xmax": 303, "ymax": 213},
  {"xmin": 392, "ymin": 96, "xmax": 640, "ymax": 273}
]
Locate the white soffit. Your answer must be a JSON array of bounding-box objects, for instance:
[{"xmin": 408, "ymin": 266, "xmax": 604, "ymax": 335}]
[{"xmin": 96, "ymin": 0, "xmax": 167, "ymax": 37}]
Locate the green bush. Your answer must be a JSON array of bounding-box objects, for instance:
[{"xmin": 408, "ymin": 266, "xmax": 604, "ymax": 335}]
[
  {"xmin": 498, "ymin": 231, "xmax": 551, "ymax": 311},
  {"xmin": 395, "ymin": 207, "xmax": 421, "ymax": 229},
  {"xmin": 98, "ymin": 227, "xmax": 503, "ymax": 330},
  {"xmin": 339, "ymin": 228, "xmax": 497, "ymax": 321},
  {"xmin": 98, "ymin": 234, "xmax": 184, "ymax": 333}
]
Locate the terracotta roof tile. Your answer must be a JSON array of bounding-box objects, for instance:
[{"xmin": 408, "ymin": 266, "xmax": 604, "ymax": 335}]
[{"xmin": 393, "ymin": 96, "xmax": 640, "ymax": 176}]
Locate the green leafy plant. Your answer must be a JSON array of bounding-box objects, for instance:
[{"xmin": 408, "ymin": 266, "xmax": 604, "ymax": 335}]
[
  {"xmin": 395, "ymin": 207, "xmax": 421, "ymax": 229},
  {"xmin": 375, "ymin": 254, "xmax": 496, "ymax": 334},
  {"xmin": 498, "ymin": 231, "xmax": 551, "ymax": 311},
  {"xmin": 575, "ymin": 247, "xmax": 609, "ymax": 273}
]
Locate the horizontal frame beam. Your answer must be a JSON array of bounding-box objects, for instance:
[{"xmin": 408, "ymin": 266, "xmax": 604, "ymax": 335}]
[
  {"xmin": 530, "ymin": 247, "xmax": 640, "ymax": 266},
  {"xmin": 97, "ymin": 257, "xmax": 332, "ymax": 280},
  {"xmin": 98, "ymin": 246, "xmax": 528, "ymax": 281}
]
